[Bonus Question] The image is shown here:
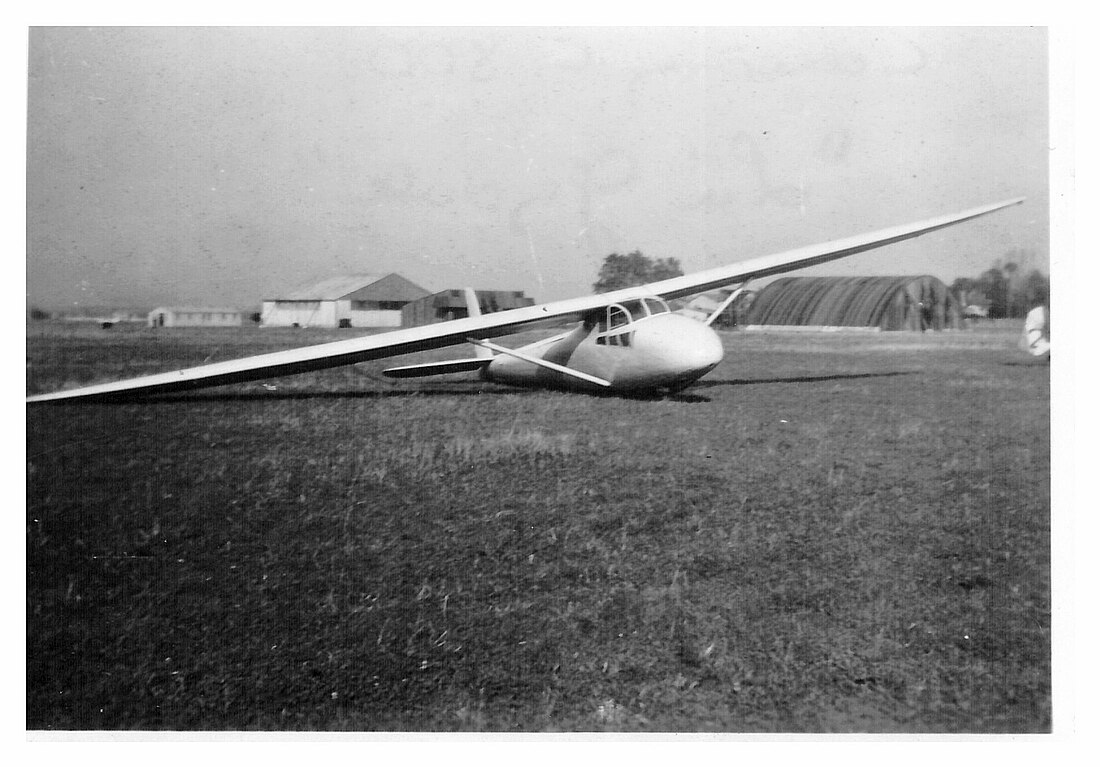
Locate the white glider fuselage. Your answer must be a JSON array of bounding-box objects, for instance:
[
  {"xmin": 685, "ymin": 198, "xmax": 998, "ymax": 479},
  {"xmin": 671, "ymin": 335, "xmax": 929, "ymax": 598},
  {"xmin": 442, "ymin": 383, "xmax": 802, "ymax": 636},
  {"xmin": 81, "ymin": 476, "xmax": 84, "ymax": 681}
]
[{"xmin": 482, "ymin": 298, "xmax": 724, "ymax": 392}]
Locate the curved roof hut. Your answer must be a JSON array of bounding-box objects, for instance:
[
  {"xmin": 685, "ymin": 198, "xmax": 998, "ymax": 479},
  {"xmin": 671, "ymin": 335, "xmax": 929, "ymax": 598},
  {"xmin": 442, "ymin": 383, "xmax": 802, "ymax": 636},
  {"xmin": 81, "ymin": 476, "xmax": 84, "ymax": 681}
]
[{"xmin": 744, "ymin": 276, "xmax": 962, "ymax": 331}]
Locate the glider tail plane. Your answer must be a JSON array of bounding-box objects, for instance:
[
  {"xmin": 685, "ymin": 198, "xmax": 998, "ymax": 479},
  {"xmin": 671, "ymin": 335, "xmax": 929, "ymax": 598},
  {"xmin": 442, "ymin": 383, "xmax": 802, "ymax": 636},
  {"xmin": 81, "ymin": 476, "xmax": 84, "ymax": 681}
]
[{"xmin": 381, "ymin": 288, "xmax": 494, "ymax": 380}]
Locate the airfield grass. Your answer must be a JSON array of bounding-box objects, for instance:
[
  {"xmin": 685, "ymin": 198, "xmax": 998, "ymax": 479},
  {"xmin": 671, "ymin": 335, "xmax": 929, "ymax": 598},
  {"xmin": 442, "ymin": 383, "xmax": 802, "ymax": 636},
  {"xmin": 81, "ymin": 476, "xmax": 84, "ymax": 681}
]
[{"xmin": 26, "ymin": 321, "xmax": 1050, "ymax": 732}]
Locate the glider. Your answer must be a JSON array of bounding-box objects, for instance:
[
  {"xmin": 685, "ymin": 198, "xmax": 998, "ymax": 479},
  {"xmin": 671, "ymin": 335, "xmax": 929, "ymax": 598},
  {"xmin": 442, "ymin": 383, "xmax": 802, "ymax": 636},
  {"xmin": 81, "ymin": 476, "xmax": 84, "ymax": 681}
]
[{"xmin": 26, "ymin": 197, "xmax": 1024, "ymax": 403}]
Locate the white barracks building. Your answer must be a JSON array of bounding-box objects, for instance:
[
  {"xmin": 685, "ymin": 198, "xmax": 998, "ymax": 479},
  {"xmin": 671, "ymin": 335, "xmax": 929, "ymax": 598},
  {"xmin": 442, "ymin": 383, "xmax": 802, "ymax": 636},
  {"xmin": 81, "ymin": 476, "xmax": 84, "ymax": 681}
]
[
  {"xmin": 260, "ymin": 273, "xmax": 430, "ymax": 328},
  {"xmin": 148, "ymin": 307, "xmax": 243, "ymax": 328}
]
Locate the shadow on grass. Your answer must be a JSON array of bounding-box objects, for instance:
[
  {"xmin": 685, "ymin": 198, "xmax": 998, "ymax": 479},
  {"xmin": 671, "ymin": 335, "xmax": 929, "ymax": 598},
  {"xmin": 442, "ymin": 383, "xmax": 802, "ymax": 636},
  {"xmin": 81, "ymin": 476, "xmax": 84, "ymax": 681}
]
[
  {"xmin": 587, "ymin": 389, "xmax": 713, "ymax": 403},
  {"xmin": 143, "ymin": 385, "xmax": 538, "ymax": 403},
  {"xmin": 695, "ymin": 370, "xmax": 916, "ymax": 388},
  {"xmin": 26, "ymin": 383, "xmax": 533, "ymax": 405},
  {"xmin": 1001, "ymin": 360, "xmax": 1050, "ymax": 368},
  {"xmin": 137, "ymin": 385, "xmax": 716, "ymax": 405},
  {"xmin": 29, "ymin": 373, "xmax": 914, "ymax": 406}
]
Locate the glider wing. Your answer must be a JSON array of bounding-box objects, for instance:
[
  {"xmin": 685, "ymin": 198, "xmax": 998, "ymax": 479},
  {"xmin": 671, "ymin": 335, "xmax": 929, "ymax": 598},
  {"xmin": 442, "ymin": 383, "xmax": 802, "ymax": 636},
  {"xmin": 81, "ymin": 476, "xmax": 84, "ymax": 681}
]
[{"xmin": 27, "ymin": 197, "xmax": 1024, "ymax": 402}]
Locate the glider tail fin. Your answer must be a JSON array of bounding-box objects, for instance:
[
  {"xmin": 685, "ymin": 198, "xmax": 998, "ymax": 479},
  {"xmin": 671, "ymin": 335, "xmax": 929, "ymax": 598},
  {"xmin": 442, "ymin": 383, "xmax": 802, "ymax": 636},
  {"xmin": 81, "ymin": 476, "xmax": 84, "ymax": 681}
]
[
  {"xmin": 465, "ymin": 288, "xmax": 494, "ymax": 359},
  {"xmin": 380, "ymin": 288, "xmax": 495, "ymax": 380}
]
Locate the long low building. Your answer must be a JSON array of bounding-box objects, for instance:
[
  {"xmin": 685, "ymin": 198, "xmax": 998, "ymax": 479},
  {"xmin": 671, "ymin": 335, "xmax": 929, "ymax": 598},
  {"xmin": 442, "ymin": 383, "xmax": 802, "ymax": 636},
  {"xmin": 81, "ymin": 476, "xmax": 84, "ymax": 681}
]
[
  {"xmin": 261, "ymin": 273, "xmax": 430, "ymax": 328},
  {"xmin": 148, "ymin": 307, "xmax": 243, "ymax": 327}
]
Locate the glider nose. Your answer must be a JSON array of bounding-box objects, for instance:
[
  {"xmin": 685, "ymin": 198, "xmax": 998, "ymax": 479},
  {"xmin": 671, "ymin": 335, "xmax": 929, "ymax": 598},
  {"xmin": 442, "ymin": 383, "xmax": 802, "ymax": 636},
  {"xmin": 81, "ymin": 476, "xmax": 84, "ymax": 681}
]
[
  {"xmin": 637, "ymin": 313, "xmax": 724, "ymax": 387},
  {"xmin": 673, "ymin": 317, "xmax": 724, "ymax": 386},
  {"xmin": 682, "ymin": 317, "xmax": 725, "ymax": 370}
]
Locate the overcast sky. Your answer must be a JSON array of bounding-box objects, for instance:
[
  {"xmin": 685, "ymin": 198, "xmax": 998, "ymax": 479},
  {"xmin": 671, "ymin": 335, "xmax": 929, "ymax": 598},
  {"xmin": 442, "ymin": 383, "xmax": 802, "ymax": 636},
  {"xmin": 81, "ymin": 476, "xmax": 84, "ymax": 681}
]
[{"xmin": 26, "ymin": 26, "xmax": 1049, "ymax": 309}]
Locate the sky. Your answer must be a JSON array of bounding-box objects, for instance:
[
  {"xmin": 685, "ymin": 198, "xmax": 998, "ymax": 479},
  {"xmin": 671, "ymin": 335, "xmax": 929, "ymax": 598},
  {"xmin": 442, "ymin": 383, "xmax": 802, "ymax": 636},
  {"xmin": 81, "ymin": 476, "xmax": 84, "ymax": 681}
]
[{"xmin": 25, "ymin": 26, "xmax": 1050, "ymax": 310}]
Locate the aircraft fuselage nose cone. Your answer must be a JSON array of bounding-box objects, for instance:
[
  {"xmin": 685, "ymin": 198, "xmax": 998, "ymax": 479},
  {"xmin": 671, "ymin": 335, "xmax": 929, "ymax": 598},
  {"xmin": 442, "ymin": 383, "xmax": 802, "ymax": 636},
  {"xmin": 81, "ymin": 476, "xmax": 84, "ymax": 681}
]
[{"xmin": 624, "ymin": 313, "xmax": 725, "ymax": 390}]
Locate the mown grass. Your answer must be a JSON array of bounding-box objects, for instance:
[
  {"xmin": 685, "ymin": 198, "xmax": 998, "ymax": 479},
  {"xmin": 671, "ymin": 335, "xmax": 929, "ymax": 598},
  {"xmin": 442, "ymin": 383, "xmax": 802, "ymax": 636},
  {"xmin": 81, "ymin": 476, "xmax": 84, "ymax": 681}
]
[{"xmin": 26, "ymin": 321, "xmax": 1050, "ymax": 731}]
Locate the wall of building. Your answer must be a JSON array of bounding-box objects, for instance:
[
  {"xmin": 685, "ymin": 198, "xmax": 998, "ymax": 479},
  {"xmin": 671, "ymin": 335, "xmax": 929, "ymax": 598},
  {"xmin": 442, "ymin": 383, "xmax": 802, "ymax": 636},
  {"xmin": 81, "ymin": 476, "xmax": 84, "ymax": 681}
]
[
  {"xmin": 148, "ymin": 309, "xmax": 243, "ymax": 327},
  {"xmin": 260, "ymin": 301, "xmax": 405, "ymax": 328},
  {"xmin": 346, "ymin": 309, "xmax": 403, "ymax": 327},
  {"xmin": 259, "ymin": 273, "xmax": 430, "ymax": 328},
  {"xmin": 260, "ymin": 300, "xmax": 338, "ymax": 327}
]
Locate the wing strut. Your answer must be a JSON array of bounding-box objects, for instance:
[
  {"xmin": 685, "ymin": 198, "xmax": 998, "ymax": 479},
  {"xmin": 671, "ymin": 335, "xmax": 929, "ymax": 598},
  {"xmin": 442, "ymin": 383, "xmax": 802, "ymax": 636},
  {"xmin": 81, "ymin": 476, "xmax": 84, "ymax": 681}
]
[
  {"xmin": 467, "ymin": 338, "xmax": 611, "ymax": 387},
  {"xmin": 704, "ymin": 282, "xmax": 752, "ymax": 327}
]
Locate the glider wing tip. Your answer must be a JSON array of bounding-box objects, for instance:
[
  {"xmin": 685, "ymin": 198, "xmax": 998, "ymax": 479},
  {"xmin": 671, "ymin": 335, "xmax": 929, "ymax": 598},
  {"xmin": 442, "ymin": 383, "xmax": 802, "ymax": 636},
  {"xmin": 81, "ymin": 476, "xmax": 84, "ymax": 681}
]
[{"xmin": 27, "ymin": 394, "xmax": 64, "ymax": 405}]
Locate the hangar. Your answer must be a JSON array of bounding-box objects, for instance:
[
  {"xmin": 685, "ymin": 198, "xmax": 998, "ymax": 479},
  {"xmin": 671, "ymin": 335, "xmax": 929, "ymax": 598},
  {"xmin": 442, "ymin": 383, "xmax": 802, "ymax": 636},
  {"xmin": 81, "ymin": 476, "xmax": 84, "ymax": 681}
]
[
  {"xmin": 744, "ymin": 276, "xmax": 964, "ymax": 331},
  {"xmin": 261, "ymin": 273, "xmax": 430, "ymax": 328},
  {"xmin": 401, "ymin": 289, "xmax": 535, "ymax": 327},
  {"xmin": 148, "ymin": 307, "xmax": 243, "ymax": 328}
]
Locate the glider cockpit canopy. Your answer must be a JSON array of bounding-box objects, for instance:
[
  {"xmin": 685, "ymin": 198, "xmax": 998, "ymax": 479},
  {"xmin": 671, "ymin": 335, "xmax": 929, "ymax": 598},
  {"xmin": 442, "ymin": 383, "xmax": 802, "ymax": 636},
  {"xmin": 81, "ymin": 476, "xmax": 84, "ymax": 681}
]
[
  {"xmin": 587, "ymin": 296, "xmax": 671, "ymax": 331},
  {"xmin": 583, "ymin": 296, "xmax": 672, "ymax": 347}
]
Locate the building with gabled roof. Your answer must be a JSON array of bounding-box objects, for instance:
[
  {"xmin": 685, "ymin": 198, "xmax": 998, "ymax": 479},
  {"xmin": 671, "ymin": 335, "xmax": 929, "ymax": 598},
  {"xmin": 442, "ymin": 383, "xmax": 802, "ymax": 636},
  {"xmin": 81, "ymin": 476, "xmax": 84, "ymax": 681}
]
[{"xmin": 260, "ymin": 273, "xmax": 430, "ymax": 328}]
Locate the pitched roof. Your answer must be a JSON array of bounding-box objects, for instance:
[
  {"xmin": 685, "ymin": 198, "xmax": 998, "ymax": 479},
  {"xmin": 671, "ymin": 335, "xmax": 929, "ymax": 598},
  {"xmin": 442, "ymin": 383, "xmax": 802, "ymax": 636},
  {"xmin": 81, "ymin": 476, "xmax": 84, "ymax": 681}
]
[
  {"xmin": 275, "ymin": 274, "xmax": 387, "ymax": 301},
  {"xmin": 269, "ymin": 273, "xmax": 430, "ymax": 302}
]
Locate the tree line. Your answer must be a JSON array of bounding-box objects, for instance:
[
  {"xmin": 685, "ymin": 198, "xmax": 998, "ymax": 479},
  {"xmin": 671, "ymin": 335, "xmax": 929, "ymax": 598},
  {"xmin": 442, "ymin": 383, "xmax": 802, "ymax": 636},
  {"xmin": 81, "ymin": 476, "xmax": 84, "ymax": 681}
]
[
  {"xmin": 591, "ymin": 249, "xmax": 1049, "ymax": 322},
  {"xmin": 951, "ymin": 249, "xmax": 1049, "ymax": 319},
  {"xmin": 592, "ymin": 251, "xmax": 683, "ymax": 293}
]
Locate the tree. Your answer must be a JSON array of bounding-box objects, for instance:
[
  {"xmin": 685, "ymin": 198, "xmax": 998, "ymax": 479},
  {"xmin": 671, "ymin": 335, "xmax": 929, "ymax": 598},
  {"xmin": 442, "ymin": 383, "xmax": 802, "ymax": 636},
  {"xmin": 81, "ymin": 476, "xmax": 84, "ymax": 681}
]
[
  {"xmin": 951, "ymin": 277, "xmax": 978, "ymax": 307},
  {"xmin": 1019, "ymin": 269, "xmax": 1049, "ymax": 307},
  {"xmin": 977, "ymin": 267, "xmax": 1009, "ymax": 319},
  {"xmin": 593, "ymin": 250, "xmax": 683, "ymax": 293},
  {"xmin": 956, "ymin": 252, "xmax": 1047, "ymax": 319}
]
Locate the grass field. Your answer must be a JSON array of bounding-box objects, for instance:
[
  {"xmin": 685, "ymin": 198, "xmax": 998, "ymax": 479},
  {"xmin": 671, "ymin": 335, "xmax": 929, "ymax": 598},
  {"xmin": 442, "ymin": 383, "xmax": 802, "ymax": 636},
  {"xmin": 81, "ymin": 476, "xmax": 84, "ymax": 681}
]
[{"xmin": 26, "ymin": 321, "xmax": 1050, "ymax": 732}]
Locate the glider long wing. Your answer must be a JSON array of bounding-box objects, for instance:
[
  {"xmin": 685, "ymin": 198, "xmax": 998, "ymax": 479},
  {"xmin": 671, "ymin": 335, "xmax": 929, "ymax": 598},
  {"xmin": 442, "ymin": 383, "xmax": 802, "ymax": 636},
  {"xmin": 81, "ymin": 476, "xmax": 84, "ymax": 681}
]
[{"xmin": 26, "ymin": 197, "xmax": 1023, "ymax": 402}]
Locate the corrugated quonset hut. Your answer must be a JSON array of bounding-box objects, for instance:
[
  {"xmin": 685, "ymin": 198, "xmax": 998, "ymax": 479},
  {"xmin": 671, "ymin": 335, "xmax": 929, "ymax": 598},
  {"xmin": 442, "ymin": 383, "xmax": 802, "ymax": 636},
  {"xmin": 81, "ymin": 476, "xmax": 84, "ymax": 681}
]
[{"xmin": 744, "ymin": 276, "xmax": 963, "ymax": 331}]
